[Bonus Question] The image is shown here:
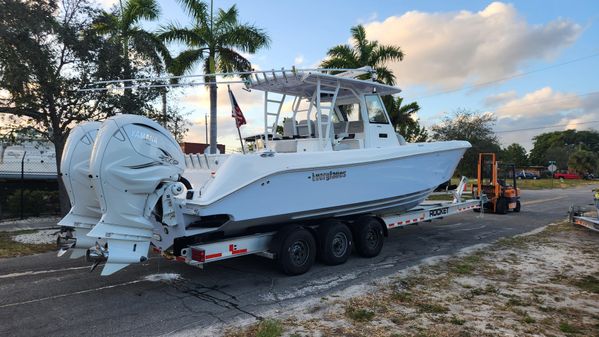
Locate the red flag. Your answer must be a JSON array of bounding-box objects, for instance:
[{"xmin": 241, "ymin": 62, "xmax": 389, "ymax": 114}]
[{"xmin": 228, "ymin": 86, "xmax": 246, "ymax": 128}]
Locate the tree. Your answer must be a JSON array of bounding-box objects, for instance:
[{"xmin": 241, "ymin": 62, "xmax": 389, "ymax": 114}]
[
  {"xmin": 320, "ymin": 25, "xmax": 404, "ymax": 85},
  {"xmin": 387, "ymin": 97, "xmax": 428, "ymax": 142},
  {"xmin": 500, "ymin": 143, "xmax": 528, "ymax": 168},
  {"xmin": 529, "ymin": 130, "xmax": 599, "ymax": 165},
  {"xmin": 430, "ymin": 109, "xmax": 501, "ymax": 178},
  {"xmin": 0, "ymin": 0, "xmax": 124, "ymax": 213},
  {"xmin": 93, "ymin": 0, "xmax": 170, "ymax": 115},
  {"xmin": 568, "ymin": 150, "xmax": 598, "ymax": 175},
  {"xmin": 160, "ymin": 0, "xmax": 270, "ymax": 154}
]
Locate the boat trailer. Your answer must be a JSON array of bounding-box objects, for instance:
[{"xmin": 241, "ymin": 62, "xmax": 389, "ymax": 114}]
[
  {"xmin": 161, "ymin": 177, "xmax": 484, "ymax": 270},
  {"xmin": 568, "ymin": 189, "xmax": 599, "ymax": 232}
]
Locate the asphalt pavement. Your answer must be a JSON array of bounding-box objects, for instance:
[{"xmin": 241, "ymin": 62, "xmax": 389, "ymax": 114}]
[{"xmin": 0, "ymin": 185, "xmax": 596, "ymax": 337}]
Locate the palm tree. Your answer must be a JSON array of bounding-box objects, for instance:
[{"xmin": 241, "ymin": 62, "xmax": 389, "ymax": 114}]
[
  {"xmin": 320, "ymin": 25, "xmax": 427, "ymax": 141},
  {"xmin": 160, "ymin": 0, "xmax": 270, "ymax": 154},
  {"xmin": 320, "ymin": 25, "xmax": 403, "ymax": 85},
  {"xmin": 387, "ymin": 97, "xmax": 428, "ymax": 142},
  {"xmin": 94, "ymin": 0, "xmax": 170, "ymax": 114}
]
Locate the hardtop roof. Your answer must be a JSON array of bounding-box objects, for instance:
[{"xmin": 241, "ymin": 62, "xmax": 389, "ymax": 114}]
[{"xmin": 246, "ymin": 70, "xmax": 401, "ymax": 101}]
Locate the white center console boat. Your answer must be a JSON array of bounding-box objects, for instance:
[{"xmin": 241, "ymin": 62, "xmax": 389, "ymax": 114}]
[{"xmin": 58, "ymin": 67, "xmax": 471, "ymax": 275}]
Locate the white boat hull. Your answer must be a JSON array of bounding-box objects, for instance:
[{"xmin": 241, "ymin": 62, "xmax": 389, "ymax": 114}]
[{"xmin": 180, "ymin": 142, "xmax": 469, "ymax": 235}]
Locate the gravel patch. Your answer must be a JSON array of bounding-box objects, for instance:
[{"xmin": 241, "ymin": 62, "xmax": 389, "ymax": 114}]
[{"xmin": 12, "ymin": 229, "xmax": 58, "ymax": 245}]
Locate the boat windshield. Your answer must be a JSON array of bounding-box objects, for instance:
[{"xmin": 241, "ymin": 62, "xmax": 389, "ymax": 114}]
[{"xmin": 365, "ymin": 95, "xmax": 389, "ymax": 124}]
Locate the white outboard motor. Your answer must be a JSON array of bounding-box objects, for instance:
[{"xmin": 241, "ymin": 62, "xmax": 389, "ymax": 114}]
[
  {"xmin": 88, "ymin": 114, "xmax": 186, "ymax": 275},
  {"xmin": 57, "ymin": 121, "xmax": 102, "ymax": 258}
]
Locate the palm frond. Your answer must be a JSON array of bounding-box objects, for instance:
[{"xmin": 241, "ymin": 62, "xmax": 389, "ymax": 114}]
[
  {"xmin": 175, "ymin": 0, "xmax": 208, "ymax": 25},
  {"xmin": 130, "ymin": 29, "xmax": 172, "ymax": 69},
  {"xmin": 158, "ymin": 23, "xmax": 206, "ymax": 46},
  {"xmin": 129, "ymin": 29, "xmax": 165, "ymax": 72},
  {"xmin": 350, "ymin": 25, "xmax": 368, "ymax": 57},
  {"xmin": 371, "ymin": 45, "xmax": 404, "ymax": 65},
  {"xmin": 122, "ymin": 0, "xmax": 160, "ymax": 27},
  {"xmin": 216, "ymin": 47, "xmax": 251, "ymax": 75},
  {"xmin": 218, "ymin": 24, "xmax": 270, "ymax": 53},
  {"xmin": 171, "ymin": 48, "xmax": 205, "ymax": 76},
  {"xmin": 374, "ymin": 66, "xmax": 396, "ymax": 85},
  {"xmin": 216, "ymin": 4, "xmax": 239, "ymax": 28},
  {"xmin": 92, "ymin": 12, "xmax": 119, "ymax": 35},
  {"xmin": 320, "ymin": 58, "xmax": 357, "ymax": 70},
  {"xmin": 321, "ymin": 45, "xmax": 359, "ymax": 69}
]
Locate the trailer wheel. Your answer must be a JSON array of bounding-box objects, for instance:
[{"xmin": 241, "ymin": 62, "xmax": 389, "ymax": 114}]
[
  {"xmin": 513, "ymin": 200, "xmax": 521, "ymax": 212},
  {"xmin": 318, "ymin": 220, "xmax": 353, "ymax": 265},
  {"xmin": 276, "ymin": 227, "xmax": 316, "ymax": 276},
  {"xmin": 353, "ymin": 216, "xmax": 384, "ymax": 258}
]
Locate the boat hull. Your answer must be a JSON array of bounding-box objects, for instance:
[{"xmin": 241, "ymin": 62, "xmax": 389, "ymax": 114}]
[{"xmin": 181, "ymin": 143, "xmax": 469, "ymax": 235}]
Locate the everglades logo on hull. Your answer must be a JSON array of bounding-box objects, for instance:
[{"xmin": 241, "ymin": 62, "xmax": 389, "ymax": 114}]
[{"xmin": 311, "ymin": 170, "xmax": 347, "ymax": 182}]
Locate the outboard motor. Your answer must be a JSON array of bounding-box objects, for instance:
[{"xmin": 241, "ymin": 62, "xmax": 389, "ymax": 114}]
[
  {"xmin": 88, "ymin": 114, "xmax": 185, "ymax": 275},
  {"xmin": 57, "ymin": 121, "xmax": 102, "ymax": 258}
]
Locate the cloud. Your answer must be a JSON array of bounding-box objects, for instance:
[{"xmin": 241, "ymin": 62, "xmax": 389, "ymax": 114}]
[
  {"xmin": 485, "ymin": 87, "xmax": 599, "ymax": 150},
  {"xmin": 493, "ymin": 87, "xmax": 581, "ymax": 120},
  {"xmin": 363, "ymin": 2, "xmax": 582, "ymax": 89},
  {"xmin": 357, "ymin": 12, "xmax": 378, "ymax": 24},
  {"xmin": 294, "ymin": 55, "xmax": 304, "ymax": 66},
  {"xmin": 181, "ymin": 82, "xmax": 263, "ymax": 110},
  {"xmin": 483, "ymin": 90, "xmax": 517, "ymax": 107},
  {"xmin": 97, "ymin": 0, "xmax": 119, "ymax": 9}
]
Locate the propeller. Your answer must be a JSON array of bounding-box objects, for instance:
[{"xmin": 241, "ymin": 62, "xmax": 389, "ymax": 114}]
[
  {"xmin": 87, "ymin": 242, "xmax": 108, "ymax": 272},
  {"xmin": 56, "ymin": 232, "xmax": 76, "ymax": 257}
]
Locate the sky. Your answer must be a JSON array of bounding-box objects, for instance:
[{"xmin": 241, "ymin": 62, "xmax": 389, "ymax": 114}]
[{"xmin": 98, "ymin": 0, "xmax": 599, "ymax": 151}]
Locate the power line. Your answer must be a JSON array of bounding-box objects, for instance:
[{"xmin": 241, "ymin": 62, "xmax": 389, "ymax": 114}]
[
  {"xmin": 410, "ymin": 51, "xmax": 599, "ymax": 100},
  {"xmin": 495, "ymin": 120, "xmax": 599, "ymax": 134}
]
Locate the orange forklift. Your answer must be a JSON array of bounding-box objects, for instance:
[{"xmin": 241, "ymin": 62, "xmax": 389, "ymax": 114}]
[{"xmin": 473, "ymin": 153, "xmax": 521, "ymax": 214}]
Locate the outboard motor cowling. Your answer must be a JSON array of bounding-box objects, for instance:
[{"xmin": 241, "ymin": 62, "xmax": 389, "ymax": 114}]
[
  {"xmin": 89, "ymin": 114, "xmax": 185, "ymax": 275},
  {"xmin": 57, "ymin": 121, "xmax": 102, "ymax": 258}
]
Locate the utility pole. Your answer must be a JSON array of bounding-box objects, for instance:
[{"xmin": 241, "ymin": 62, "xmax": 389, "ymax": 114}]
[{"xmin": 205, "ymin": 113, "xmax": 208, "ymax": 145}]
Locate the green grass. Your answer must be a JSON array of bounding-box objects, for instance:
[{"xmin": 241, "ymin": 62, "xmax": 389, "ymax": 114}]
[
  {"xmin": 345, "ymin": 307, "xmax": 375, "ymax": 321},
  {"xmin": 449, "ymin": 316, "xmax": 466, "ymax": 325},
  {"xmin": 0, "ymin": 230, "xmax": 55, "ymax": 258},
  {"xmin": 426, "ymin": 194, "xmax": 454, "ymax": 201},
  {"xmin": 573, "ymin": 275, "xmax": 599, "ymax": 294},
  {"xmin": 559, "ymin": 322, "xmax": 581, "ymax": 334},
  {"xmin": 514, "ymin": 178, "xmax": 596, "ymax": 190},
  {"xmin": 391, "ymin": 290, "xmax": 413, "ymax": 303},
  {"xmin": 417, "ymin": 302, "xmax": 449, "ymax": 314},
  {"xmin": 451, "ymin": 262, "xmax": 475, "ymax": 275},
  {"xmin": 521, "ymin": 315, "xmax": 536, "ymax": 324},
  {"xmin": 255, "ymin": 319, "xmax": 283, "ymax": 337}
]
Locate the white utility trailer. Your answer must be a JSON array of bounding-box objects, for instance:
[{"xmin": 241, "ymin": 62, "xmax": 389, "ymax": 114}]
[
  {"xmin": 568, "ymin": 189, "xmax": 599, "ymax": 232},
  {"xmin": 158, "ymin": 178, "xmax": 483, "ymax": 272}
]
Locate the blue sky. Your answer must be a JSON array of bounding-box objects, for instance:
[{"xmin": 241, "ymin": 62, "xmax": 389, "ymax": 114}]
[{"xmin": 101, "ymin": 0, "xmax": 599, "ymax": 151}]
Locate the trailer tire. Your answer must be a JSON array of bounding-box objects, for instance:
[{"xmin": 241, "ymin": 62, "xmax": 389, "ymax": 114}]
[
  {"xmin": 276, "ymin": 227, "xmax": 316, "ymax": 276},
  {"xmin": 317, "ymin": 220, "xmax": 353, "ymax": 265},
  {"xmin": 353, "ymin": 216, "xmax": 384, "ymax": 258}
]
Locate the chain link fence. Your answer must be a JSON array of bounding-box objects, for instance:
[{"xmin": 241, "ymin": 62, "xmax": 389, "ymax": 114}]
[{"xmin": 0, "ymin": 151, "xmax": 60, "ymax": 221}]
